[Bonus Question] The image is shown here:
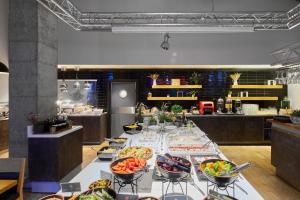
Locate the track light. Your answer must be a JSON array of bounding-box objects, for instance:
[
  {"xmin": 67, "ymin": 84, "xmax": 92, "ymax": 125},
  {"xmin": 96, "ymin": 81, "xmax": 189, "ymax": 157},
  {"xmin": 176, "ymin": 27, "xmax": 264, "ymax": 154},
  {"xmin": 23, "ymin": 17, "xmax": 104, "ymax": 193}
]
[{"xmin": 160, "ymin": 33, "xmax": 170, "ymax": 51}]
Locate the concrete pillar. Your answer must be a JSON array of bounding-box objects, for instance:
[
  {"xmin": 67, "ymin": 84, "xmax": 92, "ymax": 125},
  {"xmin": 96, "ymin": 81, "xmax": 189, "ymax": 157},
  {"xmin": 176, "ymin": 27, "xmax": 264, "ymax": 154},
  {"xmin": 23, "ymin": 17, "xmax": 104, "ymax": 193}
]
[{"xmin": 8, "ymin": 0, "xmax": 58, "ymax": 158}]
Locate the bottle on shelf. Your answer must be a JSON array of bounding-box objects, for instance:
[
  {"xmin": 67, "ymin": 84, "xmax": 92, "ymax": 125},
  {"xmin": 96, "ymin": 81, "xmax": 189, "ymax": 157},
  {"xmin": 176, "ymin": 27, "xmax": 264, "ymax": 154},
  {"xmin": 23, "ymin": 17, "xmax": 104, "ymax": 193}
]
[
  {"xmin": 225, "ymin": 98, "xmax": 233, "ymax": 113},
  {"xmin": 235, "ymin": 99, "xmax": 242, "ymax": 114},
  {"xmin": 217, "ymin": 97, "xmax": 224, "ymax": 113}
]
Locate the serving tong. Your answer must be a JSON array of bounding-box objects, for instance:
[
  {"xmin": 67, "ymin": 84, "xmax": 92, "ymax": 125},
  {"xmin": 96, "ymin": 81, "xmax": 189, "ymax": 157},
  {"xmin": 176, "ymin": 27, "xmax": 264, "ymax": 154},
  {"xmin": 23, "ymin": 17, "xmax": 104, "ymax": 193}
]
[
  {"xmin": 220, "ymin": 162, "xmax": 251, "ymax": 176},
  {"xmin": 157, "ymin": 154, "xmax": 191, "ymax": 173}
]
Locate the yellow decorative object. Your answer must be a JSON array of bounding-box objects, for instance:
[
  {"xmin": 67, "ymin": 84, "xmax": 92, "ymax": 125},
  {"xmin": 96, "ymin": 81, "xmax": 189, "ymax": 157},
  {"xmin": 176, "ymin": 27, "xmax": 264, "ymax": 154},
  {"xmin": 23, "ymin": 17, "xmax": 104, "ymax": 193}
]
[
  {"xmin": 147, "ymin": 73, "xmax": 159, "ymax": 85},
  {"xmin": 230, "ymin": 73, "xmax": 242, "ymax": 85}
]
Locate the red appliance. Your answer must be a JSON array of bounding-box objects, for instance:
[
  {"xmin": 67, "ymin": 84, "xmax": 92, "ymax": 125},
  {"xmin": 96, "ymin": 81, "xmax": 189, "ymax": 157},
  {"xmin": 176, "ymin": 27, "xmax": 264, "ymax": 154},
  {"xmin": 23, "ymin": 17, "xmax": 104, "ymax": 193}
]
[{"xmin": 199, "ymin": 101, "xmax": 215, "ymax": 115}]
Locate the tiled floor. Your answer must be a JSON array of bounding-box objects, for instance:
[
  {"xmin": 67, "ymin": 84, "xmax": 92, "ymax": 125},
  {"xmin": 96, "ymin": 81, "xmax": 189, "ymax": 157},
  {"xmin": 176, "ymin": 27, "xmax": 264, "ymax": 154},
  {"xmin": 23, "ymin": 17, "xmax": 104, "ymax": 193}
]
[{"xmin": 1, "ymin": 146, "xmax": 300, "ymax": 200}]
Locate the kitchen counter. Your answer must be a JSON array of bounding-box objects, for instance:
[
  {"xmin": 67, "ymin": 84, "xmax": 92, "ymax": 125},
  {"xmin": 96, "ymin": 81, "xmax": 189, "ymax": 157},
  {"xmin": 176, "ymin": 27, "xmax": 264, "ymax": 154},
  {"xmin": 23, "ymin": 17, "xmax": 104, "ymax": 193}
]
[
  {"xmin": 188, "ymin": 114, "xmax": 275, "ymax": 117},
  {"xmin": 270, "ymin": 120, "xmax": 300, "ymax": 191},
  {"xmin": 268, "ymin": 119, "xmax": 300, "ymax": 132},
  {"xmin": 187, "ymin": 114, "xmax": 274, "ymax": 144},
  {"xmin": 27, "ymin": 126, "xmax": 82, "ymax": 138},
  {"xmin": 68, "ymin": 112, "xmax": 106, "ymax": 117}
]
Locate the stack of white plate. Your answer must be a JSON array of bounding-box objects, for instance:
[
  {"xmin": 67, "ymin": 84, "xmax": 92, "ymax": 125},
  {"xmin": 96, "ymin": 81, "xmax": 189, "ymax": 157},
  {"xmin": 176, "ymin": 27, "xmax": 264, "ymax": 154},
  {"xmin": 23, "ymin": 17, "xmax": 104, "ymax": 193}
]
[{"xmin": 242, "ymin": 104, "xmax": 259, "ymax": 115}]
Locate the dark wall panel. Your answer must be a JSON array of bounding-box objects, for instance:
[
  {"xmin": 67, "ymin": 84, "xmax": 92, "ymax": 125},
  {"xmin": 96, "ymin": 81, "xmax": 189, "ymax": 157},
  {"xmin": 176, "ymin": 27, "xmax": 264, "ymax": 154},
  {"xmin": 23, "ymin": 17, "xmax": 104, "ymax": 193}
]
[{"xmin": 58, "ymin": 69, "xmax": 286, "ymax": 109}]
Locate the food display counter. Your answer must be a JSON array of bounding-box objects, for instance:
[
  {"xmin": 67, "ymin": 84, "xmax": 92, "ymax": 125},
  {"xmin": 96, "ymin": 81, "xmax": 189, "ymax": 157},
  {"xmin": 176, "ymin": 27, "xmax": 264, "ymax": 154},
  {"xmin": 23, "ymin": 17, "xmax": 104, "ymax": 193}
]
[
  {"xmin": 56, "ymin": 124, "xmax": 263, "ymax": 199},
  {"xmin": 68, "ymin": 113, "xmax": 108, "ymax": 144},
  {"xmin": 187, "ymin": 114, "xmax": 274, "ymax": 145},
  {"xmin": 271, "ymin": 120, "xmax": 300, "ymax": 191}
]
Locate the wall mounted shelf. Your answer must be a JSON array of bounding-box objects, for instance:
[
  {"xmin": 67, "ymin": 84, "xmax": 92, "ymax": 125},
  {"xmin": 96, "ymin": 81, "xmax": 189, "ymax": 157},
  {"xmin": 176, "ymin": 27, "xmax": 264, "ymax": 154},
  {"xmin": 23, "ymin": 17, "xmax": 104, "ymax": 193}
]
[
  {"xmin": 152, "ymin": 85, "xmax": 202, "ymax": 89},
  {"xmin": 147, "ymin": 97, "xmax": 198, "ymax": 101},
  {"xmin": 231, "ymin": 85, "xmax": 283, "ymax": 89},
  {"xmin": 228, "ymin": 97, "xmax": 278, "ymax": 101}
]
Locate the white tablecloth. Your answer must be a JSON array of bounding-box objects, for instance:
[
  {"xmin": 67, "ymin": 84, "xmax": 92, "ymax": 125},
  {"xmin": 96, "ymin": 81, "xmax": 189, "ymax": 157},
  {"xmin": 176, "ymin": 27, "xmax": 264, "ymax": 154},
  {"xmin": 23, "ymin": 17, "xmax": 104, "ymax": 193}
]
[{"xmin": 58, "ymin": 126, "xmax": 264, "ymax": 200}]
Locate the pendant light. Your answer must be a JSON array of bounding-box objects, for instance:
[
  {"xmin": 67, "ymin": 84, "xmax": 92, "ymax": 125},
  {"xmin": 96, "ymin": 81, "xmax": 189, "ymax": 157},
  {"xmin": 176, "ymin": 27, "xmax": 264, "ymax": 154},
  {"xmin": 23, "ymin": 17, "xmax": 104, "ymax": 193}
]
[
  {"xmin": 59, "ymin": 67, "xmax": 68, "ymax": 92},
  {"xmin": 0, "ymin": 62, "xmax": 9, "ymax": 73},
  {"xmin": 73, "ymin": 66, "xmax": 80, "ymax": 89},
  {"xmin": 83, "ymin": 81, "xmax": 90, "ymax": 90}
]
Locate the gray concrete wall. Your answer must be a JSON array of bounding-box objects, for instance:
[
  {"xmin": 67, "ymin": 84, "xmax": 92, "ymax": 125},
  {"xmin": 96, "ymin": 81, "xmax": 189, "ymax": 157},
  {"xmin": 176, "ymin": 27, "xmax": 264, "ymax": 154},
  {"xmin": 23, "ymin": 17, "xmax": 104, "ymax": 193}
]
[
  {"xmin": 58, "ymin": 0, "xmax": 300, "ymax": 65},
  {"xmin": 9, "ymin": 0, "xmax": 58, "ymax": 158}
]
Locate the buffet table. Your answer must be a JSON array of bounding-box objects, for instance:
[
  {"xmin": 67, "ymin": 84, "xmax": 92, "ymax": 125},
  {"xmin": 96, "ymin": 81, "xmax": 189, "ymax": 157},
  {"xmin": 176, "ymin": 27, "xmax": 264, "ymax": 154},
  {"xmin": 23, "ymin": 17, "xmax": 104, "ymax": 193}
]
[{"xmin": 57, "ymin": 125, "xmax": 263, "ymax": 199}]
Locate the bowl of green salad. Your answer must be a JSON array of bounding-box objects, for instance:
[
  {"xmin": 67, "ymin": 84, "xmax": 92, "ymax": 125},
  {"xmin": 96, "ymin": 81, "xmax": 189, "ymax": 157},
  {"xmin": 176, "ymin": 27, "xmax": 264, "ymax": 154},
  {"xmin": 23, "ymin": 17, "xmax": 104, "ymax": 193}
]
[{"xmin": 200, "ymin": 159, "xmax": 239, "ymax": 187}]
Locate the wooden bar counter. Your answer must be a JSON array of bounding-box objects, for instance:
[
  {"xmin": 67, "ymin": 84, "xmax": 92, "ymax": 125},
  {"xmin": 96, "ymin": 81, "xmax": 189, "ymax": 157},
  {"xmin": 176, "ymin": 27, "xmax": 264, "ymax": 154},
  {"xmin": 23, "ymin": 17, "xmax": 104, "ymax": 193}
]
[
  {"xmin": 28, "ymin": 126, "xmax": 83, "ymax": 192},
  {"xmin": 187, "ymin": 114, "xmax": 273, "ymax": 145},
  {"xmin": 271, "ymin": 120, "xmax": 300, "ymax": 191}
]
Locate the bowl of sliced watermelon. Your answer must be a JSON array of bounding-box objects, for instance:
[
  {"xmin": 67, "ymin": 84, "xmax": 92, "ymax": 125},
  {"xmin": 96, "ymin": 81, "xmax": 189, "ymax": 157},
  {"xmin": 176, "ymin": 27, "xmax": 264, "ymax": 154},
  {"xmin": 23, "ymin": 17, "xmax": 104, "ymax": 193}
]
[{"xmin": 110, "ymin": 157, "xmax": 147, "ymax": 182}]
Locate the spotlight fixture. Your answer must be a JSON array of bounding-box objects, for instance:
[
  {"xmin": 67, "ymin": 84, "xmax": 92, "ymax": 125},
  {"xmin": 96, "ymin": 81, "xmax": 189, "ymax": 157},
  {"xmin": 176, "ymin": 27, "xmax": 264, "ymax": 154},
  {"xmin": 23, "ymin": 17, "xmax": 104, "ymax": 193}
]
[
  {"xmin": 0, "ymin": 62, "xmax": 8, "ymax": 73},
  {"xmin": 160, "ymin": 33, "xmax": 170, "ymax": 51}
]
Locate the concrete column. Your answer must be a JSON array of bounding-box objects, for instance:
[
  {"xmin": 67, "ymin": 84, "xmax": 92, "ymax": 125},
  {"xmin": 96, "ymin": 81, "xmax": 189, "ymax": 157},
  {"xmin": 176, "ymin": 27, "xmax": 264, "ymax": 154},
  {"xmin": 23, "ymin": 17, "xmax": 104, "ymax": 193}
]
[{"xmin": 8, "ymin": 0, "xmax": 58, "ymax": 158}]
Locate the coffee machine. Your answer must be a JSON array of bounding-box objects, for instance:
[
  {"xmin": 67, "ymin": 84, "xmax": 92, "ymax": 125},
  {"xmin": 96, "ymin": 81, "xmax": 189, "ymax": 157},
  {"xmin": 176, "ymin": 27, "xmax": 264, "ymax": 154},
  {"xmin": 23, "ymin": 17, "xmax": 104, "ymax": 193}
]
[{"xmin": 199, "ymin": 101, "xmax": 215, "ymax": 115}]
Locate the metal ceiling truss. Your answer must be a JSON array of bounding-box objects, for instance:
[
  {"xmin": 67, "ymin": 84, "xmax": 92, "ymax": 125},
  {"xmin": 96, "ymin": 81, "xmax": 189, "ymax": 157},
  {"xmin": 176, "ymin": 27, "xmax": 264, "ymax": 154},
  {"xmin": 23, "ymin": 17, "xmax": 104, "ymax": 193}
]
[
  {"xmin": 271, "ymin": 41, "xmax": 300, "ymax": 67},
  {"xmin": 37, "ymin": 0, "xmax": 300, "ymax": 31}
]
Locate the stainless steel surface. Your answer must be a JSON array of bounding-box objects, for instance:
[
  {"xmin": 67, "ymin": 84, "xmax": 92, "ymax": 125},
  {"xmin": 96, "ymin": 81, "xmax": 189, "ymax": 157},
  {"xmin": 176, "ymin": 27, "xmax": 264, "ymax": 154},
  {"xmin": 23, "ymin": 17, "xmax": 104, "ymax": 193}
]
[
  {"xmin": 37, "ymin": 0, "xmax": 300, "ymax": 31},
  {"xmin": 111, "ymin": 107, "xmax": 135, "ymax": 114},
  {"xmin": 110, "ymin": 82, "xmax": 136, "ymax": 137}
]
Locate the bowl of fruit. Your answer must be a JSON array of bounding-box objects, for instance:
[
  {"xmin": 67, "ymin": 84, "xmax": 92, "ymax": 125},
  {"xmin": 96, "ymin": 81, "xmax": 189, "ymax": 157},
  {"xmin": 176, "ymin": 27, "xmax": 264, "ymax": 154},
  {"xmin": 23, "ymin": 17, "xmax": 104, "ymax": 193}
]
[
  {"xmin": 110, "ymin": 157, "xmax": 147, "ymax": 181},
  {"xmin": 156, "ymin": 154, "xmax": 191, "ymax": 180}
]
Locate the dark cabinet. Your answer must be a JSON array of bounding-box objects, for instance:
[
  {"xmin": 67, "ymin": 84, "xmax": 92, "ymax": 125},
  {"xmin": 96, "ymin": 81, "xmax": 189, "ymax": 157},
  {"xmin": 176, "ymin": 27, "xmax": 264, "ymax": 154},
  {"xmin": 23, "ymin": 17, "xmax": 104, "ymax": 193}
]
[
  {"xmin": 0, "ymin": 119, "xmax": 8, "ymax": 151},
  {"xmin": 188, "ymin": 115, "xmax": 267, "ymax": 145},
  {"xmin": 69, "ymin": 113, "xmax": 107, "ymax": 144},
  {"xmin": 271, "ymin": 123, "xmax": 300, "ymax": 191}
]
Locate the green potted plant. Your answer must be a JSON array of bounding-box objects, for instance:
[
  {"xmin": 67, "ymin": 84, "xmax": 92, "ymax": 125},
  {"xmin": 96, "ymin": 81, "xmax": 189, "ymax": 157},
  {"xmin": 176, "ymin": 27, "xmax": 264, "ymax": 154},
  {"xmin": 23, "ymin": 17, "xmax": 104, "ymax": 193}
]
[
  {"xmin": 189, "ymin": 72, "xmax": 201, "ymax": 85},
  {"xmin": 171, "ymin": 104, "xmax": 183, "ymax": 115},
  {"xmin": 290, "ymin": 110, "xmax": 300, "ymax": 125}
]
